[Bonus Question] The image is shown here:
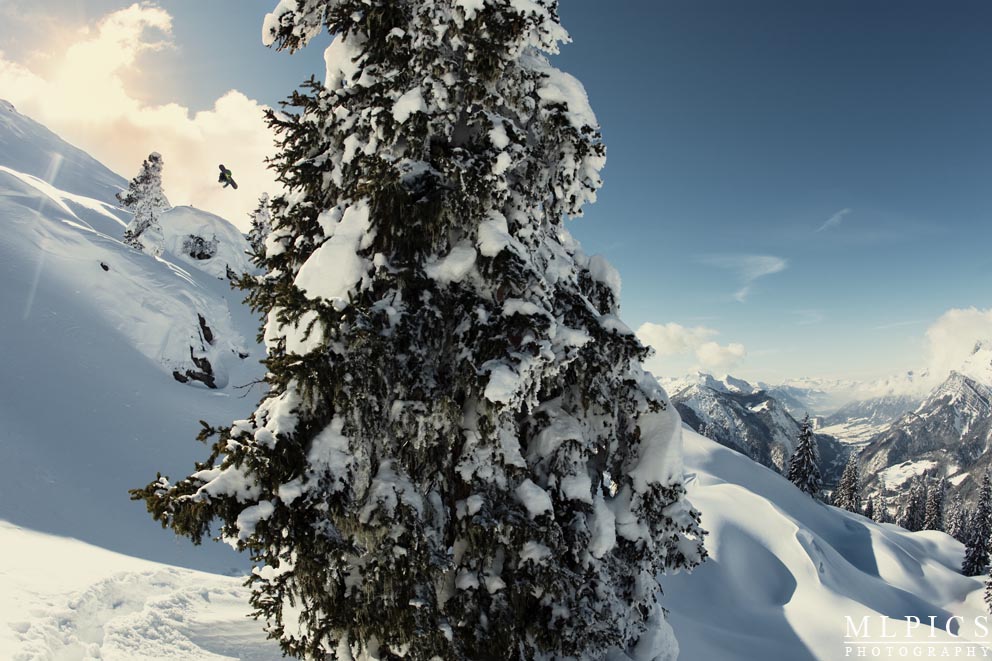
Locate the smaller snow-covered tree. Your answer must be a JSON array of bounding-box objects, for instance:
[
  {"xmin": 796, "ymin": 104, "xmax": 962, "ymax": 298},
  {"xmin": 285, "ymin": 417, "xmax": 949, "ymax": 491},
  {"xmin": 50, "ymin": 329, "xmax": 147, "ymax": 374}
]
[
  {"xmin": 863, "ymin": 495, "xmax": 875, "ymax": 520},
  {"xmin": 832, "ymin": 453, "xmax": 862, "ymax": 513},
  {"xmin": 875, "ymin": 495, "xmax": 893, "ymax": 524},
  {"xmin": 787, "ymin": 414, "xmax": 822, "ymax": 497},
  {"xmin": 984, "ymin": 566, "xmax": 992, "ymax": 614},
  {"xmin": 246, "ymin": 193, "xmax": 271, "ymax": 260},
  {"xmin": 946, "ymin": 494, "xmax": 969, "ymax": 542},
  {"xmin": 117, "ymin": 152, "xmax": 170, "ymax": 255},
  {"xmin": 923, "ymin": 478, "xmax": 946, "ymax": 531},
  {"xmin": 896, "ymin": 477, "xmax": 927, "ymax": 532},
  {"xmin": 963, "ymin": 472, "xmax": 992, "ymax": 576}
]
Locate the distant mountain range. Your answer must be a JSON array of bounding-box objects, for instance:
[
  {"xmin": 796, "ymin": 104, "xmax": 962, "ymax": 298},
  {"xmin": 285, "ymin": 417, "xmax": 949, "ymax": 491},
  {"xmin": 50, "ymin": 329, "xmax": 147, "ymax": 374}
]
[
  {"xmin": 668, "ymin": 341, "xmax": 992, "ymax": 513},
  {"xmin": 666, "ymin": 373, "xmax": 848, "ymax": 487}
]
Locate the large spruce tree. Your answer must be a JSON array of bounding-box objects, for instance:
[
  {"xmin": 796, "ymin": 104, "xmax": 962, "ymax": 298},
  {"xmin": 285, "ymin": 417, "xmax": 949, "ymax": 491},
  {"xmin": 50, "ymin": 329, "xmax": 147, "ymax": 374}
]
[
  {"xmin": 963, "ymin": 472, "xmax": 992, "ymax": 576},
  {"xmin": 132, "ymin": 2, "xmax": 705, "ymax": 660},
  {"xmin": 117, "ymin": 151, "xmax": 170, "ymax": 254},
  {"xmin": 787, "ymin": 414, "xmax": 821, "ymax": 497}
]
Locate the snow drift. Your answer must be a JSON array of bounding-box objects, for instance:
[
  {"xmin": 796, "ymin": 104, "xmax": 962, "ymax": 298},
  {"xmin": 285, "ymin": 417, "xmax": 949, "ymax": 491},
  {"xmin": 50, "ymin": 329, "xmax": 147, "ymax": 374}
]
[{"xmin": 665, "ymin": 428, "xmax": 985, "ymax": 661}]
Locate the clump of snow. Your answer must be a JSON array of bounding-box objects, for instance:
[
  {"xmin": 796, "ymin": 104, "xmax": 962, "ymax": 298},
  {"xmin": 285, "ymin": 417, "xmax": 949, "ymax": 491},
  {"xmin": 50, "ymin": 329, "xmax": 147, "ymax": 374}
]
[
  {"xmin": 477, "ymin": 212, "xmax": 519, "ymax": 257},
  {"xmin": 295, "ymin": 200, "xmax": 373, "ymax": 307},
  {"xmin": 425, "ymin": 243, "xmax": 477, "ymax": 285},
  {"xmin": 515, "ymin": 479, "xmax": 553, "ymax": 518},
  {"xmin": 482, "ymin": 362, "xmax": 521, "ymax": 404},
  {"xmin": 236, "ymin": 500, "xmax": 275, "ymax": 540},
  {"xmin": 306, "ymin": 416, "xmax": 354, "ymax": 493},
  {"xmin": 263, "ymin": 0, "xmax": 325, "ymax": 49},
  {"xmin": 587, "ymin": 254, "xmax": 621, "ymax": 299},
  {"xmin": 518, "ymin": 540, "xmax": 552, "ymax": 565},
  {"xmin": 588, "ymin": 494, "xmax": 617, "ymax": 558},
  {"xmin": 392, "ymin": 87, "xmax": 427, "ymax": 124},
  {"xmin": 489, "ymin": 122, "xmax": 510, "ymax": 149},
  {"xmin": 324, "ymin": 31, "xmax": 367, "ymax": 91},
  {"xmin": 455, "ymin": 0, "xmax": 487, "ymax": 20}
]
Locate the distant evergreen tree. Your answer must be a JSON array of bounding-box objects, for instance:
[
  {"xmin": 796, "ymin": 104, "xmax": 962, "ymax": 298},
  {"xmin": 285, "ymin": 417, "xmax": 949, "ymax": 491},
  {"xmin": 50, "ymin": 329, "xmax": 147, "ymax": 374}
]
[
  {"xmin": 898, "ymin": 477, "xmax": 927, "ymax": 532},
  {"xmin": 863, "ymin": 495, "xmax": 875, "ymax": 521},
  {"xmin": 946, "ymin": 493, "xmax": 969, "ymax": 542},
  {"xmin": 787, "ymin": 414, "xmax": 822, "ymax": 497},
  {"xmin": 963, "ymin": 472, "xmax": 992, "ymax": 576},
  {"xmin": 923, "ymin": 478, "xmax": 946, "ymax": 532},
  {"xmin": 132, "ymin": 3, "xmax": 706, "ymax": 660},
  {"xmin": 247, "ymin": 192, "xmax": 271, "ymax": 260},
  {"xmin": 879, "ymin": 495, "xmax": 895, "ymax": 524},
  {"xmin": 117, "ymin": 152, "xmax": 170, "ymax": 255},
  {"xmin": 984, "ymin": 566, "xmax": 992, "ymax": 614},
  {"xmin": 832, "ymin": 453, "xmax": 862, "ymax": 513}
]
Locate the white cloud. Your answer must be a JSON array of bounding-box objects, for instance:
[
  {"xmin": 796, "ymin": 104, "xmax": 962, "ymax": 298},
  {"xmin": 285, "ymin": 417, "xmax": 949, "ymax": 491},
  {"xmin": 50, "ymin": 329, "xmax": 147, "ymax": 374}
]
[
  {"xmin": 696, "ymin": 341, "xmax": 747, "ymax": 371},
  {"xmin": 700, "ymin": 254, "xmax": 787, "ymax": 303},
  {"xmin": 636, "ymin": 322, "xmax": 747, "ymax": 375},
  {"xmin": 635, "ymin": 322, "xmax": 716, "ymax": 356},
  {"xmin": 0, "ymin": 3, "xmax": 277, "ymax": 229},
  {"xmin": 924, "ymin": 307, "xmax": 992, "ymax": 381},
  {"xmin": 816, "ymin": 208, "xmax": 851, "ymax": 232}
]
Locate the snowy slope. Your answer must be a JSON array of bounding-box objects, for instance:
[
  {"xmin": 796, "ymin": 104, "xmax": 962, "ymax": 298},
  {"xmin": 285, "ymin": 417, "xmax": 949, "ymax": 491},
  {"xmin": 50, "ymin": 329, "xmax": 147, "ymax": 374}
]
[
  {"xmin": 1, "ymin": 430, "xmax": 982, "ymax": 660},
  {"xmin": 664, "ymin": 428, "xmax": 984, "ymax": 661},
  {"xmin": 0, "ymin": 101, "xmax": 265, "ymax": 572},
  {"xmin": 0, "ymin": 521, "xmax": 280, "ymax": 661},
  {"xmin": 0, "ymin": 99, "xmax": 124, "ymax": 206}
]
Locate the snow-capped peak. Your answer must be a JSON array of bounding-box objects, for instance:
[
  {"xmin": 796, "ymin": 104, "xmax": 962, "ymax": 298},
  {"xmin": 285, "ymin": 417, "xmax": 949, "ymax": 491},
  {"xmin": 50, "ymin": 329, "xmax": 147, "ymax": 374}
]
[
  {"xmin": 956, "ymin": 339, "xmax": 992, "ymax": 387},
  {"xmin": 664, "ymin": 371, "xmax": 758, "ymax": 396}
]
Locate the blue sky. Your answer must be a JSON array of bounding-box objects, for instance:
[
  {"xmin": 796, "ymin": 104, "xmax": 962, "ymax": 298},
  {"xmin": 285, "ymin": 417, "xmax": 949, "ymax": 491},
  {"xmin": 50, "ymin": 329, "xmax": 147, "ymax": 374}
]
[{"xmin": 5, "ymin": 0, "xmax": 992, "ymax": 383}]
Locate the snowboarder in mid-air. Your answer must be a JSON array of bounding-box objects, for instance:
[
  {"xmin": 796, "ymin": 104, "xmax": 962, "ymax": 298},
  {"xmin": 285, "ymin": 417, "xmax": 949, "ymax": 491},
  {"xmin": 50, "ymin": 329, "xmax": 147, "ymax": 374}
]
[{"xmin": 218, "ymin": 164, "xmax": 238, "ymax": 189}]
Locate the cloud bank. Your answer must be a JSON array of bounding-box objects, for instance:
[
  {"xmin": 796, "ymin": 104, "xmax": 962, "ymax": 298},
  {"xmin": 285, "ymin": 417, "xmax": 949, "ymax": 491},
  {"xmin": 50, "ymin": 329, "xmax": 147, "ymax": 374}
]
[
  {"xmin": 925, "ymin": 307, "xmax": 992, "ymax": 382},
  {"xmin": 0, "ymin": 3, "xmax": 277, "ymax": 229},
  {"xmin": 636, "ymin": 322, "xmax": 746, "ymax": 374}
]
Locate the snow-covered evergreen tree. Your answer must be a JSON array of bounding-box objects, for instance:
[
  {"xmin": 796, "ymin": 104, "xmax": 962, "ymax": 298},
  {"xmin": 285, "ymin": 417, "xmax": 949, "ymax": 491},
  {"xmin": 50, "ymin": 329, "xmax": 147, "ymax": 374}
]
[
  {"xmin": 787, "ymin": 414, "xmax": 821, "ymax": 497},
  {"xmin": 946, "ymin": 493, "xmax": 968, "ymax": 542},
  {"xmin": 963, "ymin": 472, "xmax": 992, "ymax": 576},
  {"xmin": 832, "ymin": 453, "xmax": 861, "ymax": 513},
  {"xmin": 863, "ymin": 495, "xmax": 875, "ymax": 520},
  {"xmin": 898, "ymin": 477, "xmax": 927, "ymax": 532},
  {"xmin": 923, "ymin": 478, "xmax": 946, "ymax": 532},
  {"xmin": 132, "ymin": 2, "xmax": 705, "ymax": 660},
  {"xmin": 247, "ymin": 193, "xmax": 272, "ymax": 259},
  {"xmin": 985, "ymin": 565, "xmax": 992, "ymax": 614},
  {"xmin": 873, "ymin": 495, "xmax": 892, "ymax": 523},
  {"xmin": 117, "ymin": 152, "xmax": 170, "ymax": 255}
]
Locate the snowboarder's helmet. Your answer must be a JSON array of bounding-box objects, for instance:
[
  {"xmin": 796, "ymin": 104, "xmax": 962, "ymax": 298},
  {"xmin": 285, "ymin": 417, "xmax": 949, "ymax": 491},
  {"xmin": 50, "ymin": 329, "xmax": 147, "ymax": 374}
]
[{"xmin": 219, "ymin": 164, "xmax": 225, "ymax": 170}]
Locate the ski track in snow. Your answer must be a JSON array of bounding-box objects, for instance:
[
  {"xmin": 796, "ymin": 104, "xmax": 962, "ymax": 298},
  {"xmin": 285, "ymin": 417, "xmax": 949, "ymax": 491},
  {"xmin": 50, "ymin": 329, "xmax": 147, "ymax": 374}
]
[{"xmin": 2, "ymin": 523, "xmax": 281, "ymax": 661}]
